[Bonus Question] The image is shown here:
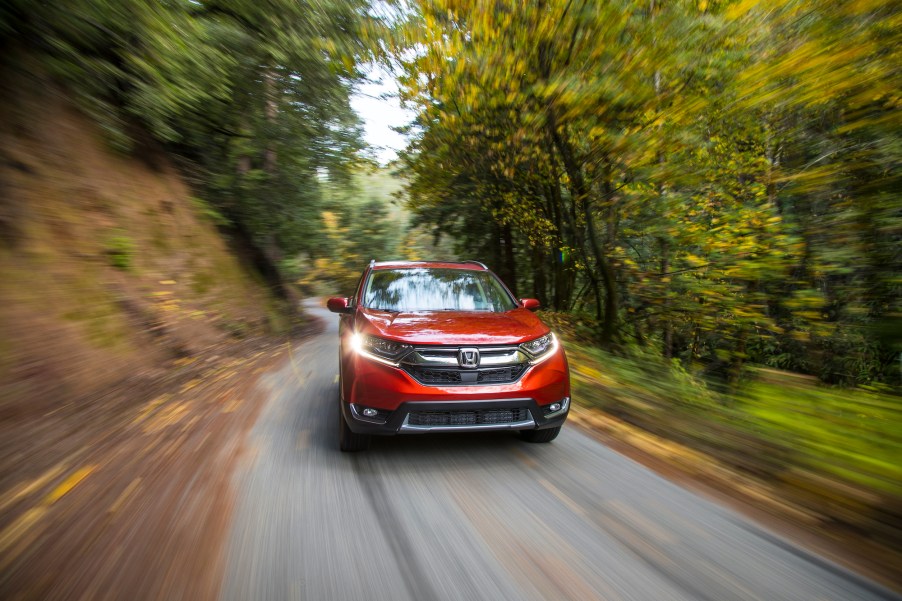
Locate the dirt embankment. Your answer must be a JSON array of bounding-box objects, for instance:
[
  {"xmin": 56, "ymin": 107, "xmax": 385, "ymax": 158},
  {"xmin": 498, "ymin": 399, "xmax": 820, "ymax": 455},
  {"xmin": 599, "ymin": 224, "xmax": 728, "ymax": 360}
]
[
  {"xmin": 0, "ymin": 65, "xmax": 287, "ymax": 418},
  {"xmin": 0, "ymin": 66, "xmax": 299, "ymax": 599}
]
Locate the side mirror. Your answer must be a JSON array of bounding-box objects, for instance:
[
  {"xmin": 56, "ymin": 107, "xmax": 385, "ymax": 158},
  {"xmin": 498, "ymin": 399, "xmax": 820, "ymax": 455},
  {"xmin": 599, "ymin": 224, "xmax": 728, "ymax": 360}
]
[
  {"xmin": 520, "ymin": 298, "xmax": 541, "ymax": 311},
  {"xmin": 327, "ymin": 297, "xmax": 352, "ymax": 314}
]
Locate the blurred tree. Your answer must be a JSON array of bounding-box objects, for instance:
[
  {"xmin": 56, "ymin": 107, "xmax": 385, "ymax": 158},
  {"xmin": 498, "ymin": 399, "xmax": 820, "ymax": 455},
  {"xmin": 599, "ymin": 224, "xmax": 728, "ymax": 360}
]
[
  {"xmin": 291, "ymin": 167, "xmax": 411, "ymax": 295},
  {"xmin": 1, "ymin": 0, "xmax": 384, "ymax": 296},
  {"xmin": 396, "ymin": 0, "xmax": 901, "ymax": 385}
]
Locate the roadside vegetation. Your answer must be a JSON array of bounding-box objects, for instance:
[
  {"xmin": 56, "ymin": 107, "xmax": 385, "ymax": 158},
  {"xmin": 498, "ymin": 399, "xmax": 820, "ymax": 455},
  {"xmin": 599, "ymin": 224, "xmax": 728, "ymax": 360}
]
[
  {"xmin": 0, "ymin": 0, "xmax": 402, "ymax": 411},
  {"xmin": 287, "ymin": 168, "xmax": 454, "ymax": 297},
  {"xmin": 396, "ymin": 0, "xmax": 901, "ymax": 389},
  {"xmin": 1, "ymin": 0, "xmax": 391, "ymax": 300},
  {"xmin": 3, "ymin": 1, "xmax": 897, "ymax": 385},
  {"xmin": 544, "ymin": 311, "xmax": 902, "ymax": 559}
]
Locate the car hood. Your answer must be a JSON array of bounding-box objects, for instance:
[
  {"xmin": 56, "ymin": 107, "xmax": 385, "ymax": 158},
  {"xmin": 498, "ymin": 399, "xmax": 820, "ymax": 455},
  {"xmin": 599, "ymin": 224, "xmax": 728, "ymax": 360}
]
[{"xmin": 356, "ymin": 307, "xmax": 549, "ymax": 345}]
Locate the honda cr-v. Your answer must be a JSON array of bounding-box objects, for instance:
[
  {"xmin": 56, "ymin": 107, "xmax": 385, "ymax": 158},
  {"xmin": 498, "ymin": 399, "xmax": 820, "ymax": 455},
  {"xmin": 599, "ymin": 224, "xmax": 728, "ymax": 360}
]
[{"xmin": 327, "ymin": 260, "xmax": 570, "ymax": 451}]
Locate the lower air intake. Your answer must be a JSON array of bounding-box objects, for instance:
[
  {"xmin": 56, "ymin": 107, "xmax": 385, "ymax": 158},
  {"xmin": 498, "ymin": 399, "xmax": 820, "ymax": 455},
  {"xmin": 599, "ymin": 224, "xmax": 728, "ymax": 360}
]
[{"xmin": 407, "ymin": 408, "xmax": 529, "ymax": 427}]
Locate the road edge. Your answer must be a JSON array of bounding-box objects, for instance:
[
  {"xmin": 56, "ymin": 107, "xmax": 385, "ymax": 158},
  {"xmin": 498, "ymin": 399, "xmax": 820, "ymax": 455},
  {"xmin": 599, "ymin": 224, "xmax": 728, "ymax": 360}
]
[{"xmin": 568, "ymin": 405, "xmax": 902, "ymax": 597}]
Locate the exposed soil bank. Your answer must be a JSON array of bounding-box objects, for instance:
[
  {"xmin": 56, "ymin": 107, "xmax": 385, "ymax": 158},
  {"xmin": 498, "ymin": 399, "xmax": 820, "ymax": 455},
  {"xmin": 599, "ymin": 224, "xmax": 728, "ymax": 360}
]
[{"xmin": 0, "ymin": 64, "xmax": 304, "ymax": 600}]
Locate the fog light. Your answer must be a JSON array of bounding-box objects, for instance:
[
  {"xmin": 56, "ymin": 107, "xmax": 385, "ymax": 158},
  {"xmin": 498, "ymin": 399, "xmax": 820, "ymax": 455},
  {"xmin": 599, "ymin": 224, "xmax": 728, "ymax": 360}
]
[
  {"xmin": 362, "ymin": 408, "xmax": 378, "ymax": 417},
  {"xmin": 544, "ymin": 397, "xmax": 570, "ymax": 417}
]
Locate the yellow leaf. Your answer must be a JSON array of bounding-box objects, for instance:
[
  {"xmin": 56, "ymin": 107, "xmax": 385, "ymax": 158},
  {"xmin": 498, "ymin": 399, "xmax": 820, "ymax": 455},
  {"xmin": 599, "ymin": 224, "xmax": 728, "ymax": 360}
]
[
  {"xmin": 45, "ymin": 466, "xmax": 95, "ymax": 504},
  {"xmin": 726, "ymin": 0, "xmax": 761, "ymax": 19}
]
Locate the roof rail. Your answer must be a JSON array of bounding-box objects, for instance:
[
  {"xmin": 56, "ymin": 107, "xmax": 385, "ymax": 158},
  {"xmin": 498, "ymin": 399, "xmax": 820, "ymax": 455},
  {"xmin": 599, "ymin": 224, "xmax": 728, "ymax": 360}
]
[
  {"xmin": 369, "ymin": 259, "xmax": 376, "ymax": 268},
  {"xmin": 462, "ymin": 260, "xmax": 488, "ymax": 269}
]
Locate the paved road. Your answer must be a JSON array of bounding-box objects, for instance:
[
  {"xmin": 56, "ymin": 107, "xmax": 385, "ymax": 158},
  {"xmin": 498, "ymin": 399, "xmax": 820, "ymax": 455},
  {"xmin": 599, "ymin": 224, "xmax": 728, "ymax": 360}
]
[{"xmin": 222, "ymin": 301, "xmax": 898, "ymax": 601}]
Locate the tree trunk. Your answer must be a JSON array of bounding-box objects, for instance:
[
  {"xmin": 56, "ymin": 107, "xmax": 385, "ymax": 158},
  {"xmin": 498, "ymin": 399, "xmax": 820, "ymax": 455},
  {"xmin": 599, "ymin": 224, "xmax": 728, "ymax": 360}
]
[
  {"xmin": 547, "ymin": 181, "xmax": 574, "ymax": 310},
  {"xmin": 501, "ymin": 222, "xmax": 517, "ymax": 295},
  {"xmin": 661, "ymin": 238, "xmax": 673, "ymax": 359},
  {"xmin": 728, "ymin": 327, "xmax": 747, "ymax": 393},
  {"xmin": 531, "ymin": 244, "xmax": 547, "ymax": 305},
  {"xmin": 263, "ymin": 68, "xmax": 278, "ymax": 173},
  {"xmin": 546, "ymin": 113, "xmax": 618, "ymax": 343}
]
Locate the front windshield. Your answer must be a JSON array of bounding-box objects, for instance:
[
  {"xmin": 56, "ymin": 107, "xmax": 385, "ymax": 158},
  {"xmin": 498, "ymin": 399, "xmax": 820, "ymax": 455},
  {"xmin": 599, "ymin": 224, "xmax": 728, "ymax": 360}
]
[{"xmin": 362, "ymin": 268, "xmax": 517, "ymax": 312}]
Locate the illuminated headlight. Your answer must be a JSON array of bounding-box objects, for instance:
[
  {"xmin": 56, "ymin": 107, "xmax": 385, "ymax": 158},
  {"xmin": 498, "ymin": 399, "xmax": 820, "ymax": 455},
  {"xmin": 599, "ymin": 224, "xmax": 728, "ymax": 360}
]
[
  {"xmin": 351, "ymin": 333, "xmax": 411, "ymax": 366},
  {"xmin": 520, "ymin": 333, "xmax": 558, "ymax": 363}
]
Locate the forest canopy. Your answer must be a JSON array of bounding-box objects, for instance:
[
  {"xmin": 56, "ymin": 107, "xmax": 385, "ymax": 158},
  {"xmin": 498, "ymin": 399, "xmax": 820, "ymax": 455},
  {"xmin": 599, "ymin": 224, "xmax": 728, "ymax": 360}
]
[
  {"xmin": 2, "ymin": 0, "xmax": 899, "ymax": 386},
  {"xmin": 395, "ymin": 0, "xmax": 901, "ymax": 385},
  {"xmin": 1, "ymin": 0, "xmax": 388, "ymax": 288}
]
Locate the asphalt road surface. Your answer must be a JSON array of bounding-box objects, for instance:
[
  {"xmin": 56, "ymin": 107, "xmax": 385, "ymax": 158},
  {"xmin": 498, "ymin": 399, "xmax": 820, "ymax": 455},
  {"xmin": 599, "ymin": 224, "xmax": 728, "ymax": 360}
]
[{"xmin": 221, "ymin": 301, "xmax": 898, "ymax": 601}]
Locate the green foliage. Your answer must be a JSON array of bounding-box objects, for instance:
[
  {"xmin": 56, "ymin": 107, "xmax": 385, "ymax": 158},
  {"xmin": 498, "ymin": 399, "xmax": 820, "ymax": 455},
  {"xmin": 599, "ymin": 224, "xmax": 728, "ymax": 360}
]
[
  {"xmin": 3, "ymin": 0, "xmax": 388, "ymax": 282},
  {"xmin": 397, "ymin": 0, "xmax": 902, "ymax": 386},
  {"xmin": 105, "ymin": 232, "xmax": 136, "ymax": 271},
  {"xmin": 190, "ymin": 197, "xmax": 230, "ymax": 228},
  {"xmin": 292, "ymin": 167, "xmax": 414, "ymax": 295},
  {"xmin": 566, "ymin": 332, "xmax": 902, "ymax": 546}
]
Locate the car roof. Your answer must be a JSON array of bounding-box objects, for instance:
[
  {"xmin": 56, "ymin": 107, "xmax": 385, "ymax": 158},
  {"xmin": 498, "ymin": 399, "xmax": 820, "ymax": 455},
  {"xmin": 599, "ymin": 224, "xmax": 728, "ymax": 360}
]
[{"xmin": 371, "ymin": 260, "xmax": 488, "ymax": 271}]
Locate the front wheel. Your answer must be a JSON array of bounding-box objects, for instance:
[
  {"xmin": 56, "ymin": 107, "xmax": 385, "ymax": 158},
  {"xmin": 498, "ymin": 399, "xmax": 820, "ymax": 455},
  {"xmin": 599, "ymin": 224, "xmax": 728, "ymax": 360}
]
[
  {"xmin": 339, "ymin": 406, "xmax": 371, "ymax": 452},
  {"xmin": 520, "ymin": 426, "xmax": 561, "ymax": 443}
]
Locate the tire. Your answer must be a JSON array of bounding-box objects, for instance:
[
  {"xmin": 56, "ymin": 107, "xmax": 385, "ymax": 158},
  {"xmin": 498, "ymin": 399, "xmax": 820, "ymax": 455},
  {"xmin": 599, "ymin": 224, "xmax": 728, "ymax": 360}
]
[
  {"xmin": 339, "ymin": 406, "xmax": 371, "ymax": 452},
  {"xmin": 520, "ymin": 426, "xmax": 561, "ymax": 443}
]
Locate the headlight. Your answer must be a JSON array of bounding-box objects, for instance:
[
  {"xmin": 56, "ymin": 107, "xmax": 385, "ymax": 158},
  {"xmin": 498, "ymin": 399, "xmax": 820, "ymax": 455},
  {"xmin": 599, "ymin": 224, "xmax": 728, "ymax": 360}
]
[
  {"xmin": 351, "ymin": 333, "xmax": 411, "ymax": 365},
  {"xmin": 520, "ymin": 333, "xmax": 558, "ymax": 363}
]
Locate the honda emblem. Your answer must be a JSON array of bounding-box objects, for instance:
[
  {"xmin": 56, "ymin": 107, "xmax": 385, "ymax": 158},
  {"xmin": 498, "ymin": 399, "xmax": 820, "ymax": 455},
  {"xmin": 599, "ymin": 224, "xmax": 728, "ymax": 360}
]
[{"xmin": 458, "ymin": 348, "xmax": 480, "ymax": 368}]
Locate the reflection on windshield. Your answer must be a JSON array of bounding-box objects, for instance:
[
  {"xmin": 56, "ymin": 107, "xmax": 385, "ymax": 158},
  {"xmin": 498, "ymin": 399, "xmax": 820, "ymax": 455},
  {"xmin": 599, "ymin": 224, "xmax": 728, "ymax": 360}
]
[{"xmin": 363, "ymin": 269, "xmax": 517, "ymax": 312}]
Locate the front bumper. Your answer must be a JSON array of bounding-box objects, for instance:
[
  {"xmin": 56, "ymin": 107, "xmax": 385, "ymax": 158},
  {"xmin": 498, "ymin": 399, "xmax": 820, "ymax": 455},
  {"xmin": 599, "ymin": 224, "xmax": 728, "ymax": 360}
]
[
  {"xmin": 341, "ymin": 397, "xmax": 570, "ymax": 435},
  {"xmin": 339, "ymin": 339, "xmax": 570, "ymax": 436}
]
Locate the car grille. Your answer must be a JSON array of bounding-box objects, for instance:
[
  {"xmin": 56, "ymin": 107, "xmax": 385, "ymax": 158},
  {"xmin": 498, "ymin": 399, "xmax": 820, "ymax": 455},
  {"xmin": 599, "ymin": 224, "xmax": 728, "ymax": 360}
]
[
  {"xmin": 407, "ymin": 408, "xmax": 530, "ymax": 427},
  {"xmin": 403, "ymin": 364, "xmax": 528, "ymax": 386},
  {"xmin": 409, "ymin": 368, "xmax": 462, "ymax": 384},
  {"xmin": 478, "ymin": 365, "xmax": 528, "ymax": 383}
]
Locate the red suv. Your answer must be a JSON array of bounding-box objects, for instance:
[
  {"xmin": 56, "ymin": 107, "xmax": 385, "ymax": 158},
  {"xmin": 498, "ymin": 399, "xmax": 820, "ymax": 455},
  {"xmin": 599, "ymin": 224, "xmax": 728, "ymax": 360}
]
[{"xmin": 327, "ymin": 260, "xmax": 570, "ymax": 451}]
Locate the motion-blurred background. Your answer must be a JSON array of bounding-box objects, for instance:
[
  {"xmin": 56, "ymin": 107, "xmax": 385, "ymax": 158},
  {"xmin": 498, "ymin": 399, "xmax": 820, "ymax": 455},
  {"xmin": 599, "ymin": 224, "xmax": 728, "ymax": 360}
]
[{"xmin": 0, "ymin": 0, "xmax": 899, "ymax": 599}]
